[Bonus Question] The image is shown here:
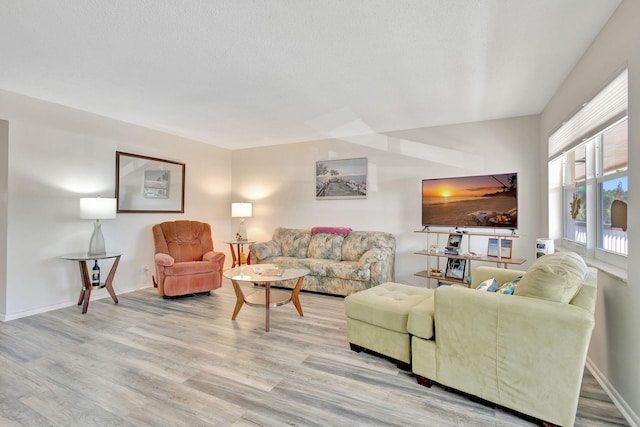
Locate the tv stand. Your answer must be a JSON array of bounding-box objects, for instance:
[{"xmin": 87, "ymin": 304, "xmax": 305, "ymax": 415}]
[{"xmin": 414, "ymin": 229, "xmax": 525, "ymax": 288}]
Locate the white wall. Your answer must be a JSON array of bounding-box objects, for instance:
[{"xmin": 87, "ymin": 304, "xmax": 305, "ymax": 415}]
[
  {"xmin": 0, "ymin": 120, "xmax": 7, "ymax": 314},
  {"xmin": 0, "ymin": 90, "xmax": 232, "ymax": 320},
  {"xmin": 232, "ymin": 115, "xmax": 541, "ymax": 286},
  {"xmin": 540, "ymin": 0, "xmax": 639, "ymax": 423}
]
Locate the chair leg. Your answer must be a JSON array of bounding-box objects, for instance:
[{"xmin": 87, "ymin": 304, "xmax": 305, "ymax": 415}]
[
  {"xmin": 416, "ymin": 375, "xmax": 433, "ymax": 388},
  {"xmin": 396, "ymin": 360, "xmax": 411, "ymax": 371},
  {"xmin": 349, "ymin": 343, "xmax": 364, "ymax": 353}
]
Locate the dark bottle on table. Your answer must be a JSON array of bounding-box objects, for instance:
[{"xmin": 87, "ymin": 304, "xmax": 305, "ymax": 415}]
[{"xmin": 92, "ymin": 260, "xmax": 100, "ymax": 287}]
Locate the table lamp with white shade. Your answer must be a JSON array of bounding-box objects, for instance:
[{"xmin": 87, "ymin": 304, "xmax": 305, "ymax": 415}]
[
  {"xmin": 231, "ymin": 202, "xmax": 252, "ymax": 242},
  {"xmin": 80, "ymin": 197, "xmax": 117, "ymax": 256}
]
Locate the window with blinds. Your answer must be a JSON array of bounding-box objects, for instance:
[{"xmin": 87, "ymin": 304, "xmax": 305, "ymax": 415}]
[
  {"xmin": 549, "ymin": 68, "xmax": 628, "ymax": 261},
  {"xmin": 549, "ymin": 68, "xmax": 627, "ymax": 160}
]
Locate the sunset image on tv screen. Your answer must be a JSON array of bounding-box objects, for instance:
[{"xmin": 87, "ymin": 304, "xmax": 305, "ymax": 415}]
[{"xmin": 422, "ymin": 173, "xmax": 517, "ymax": 228}]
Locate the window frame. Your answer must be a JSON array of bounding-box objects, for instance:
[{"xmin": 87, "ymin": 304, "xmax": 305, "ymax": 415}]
[
  {"xmin": 557, "ymin": 119, "xmax": 628, "ymax": 268},
  {"xmin": 549, "ymin": 68, "xmax": 628, "ymax": 273}
]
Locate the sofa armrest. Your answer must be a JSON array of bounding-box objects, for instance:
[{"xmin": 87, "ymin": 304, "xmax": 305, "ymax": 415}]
[
  {"xmin": 470, "ymin": 266, "xmax": 523, "ymax": 289},
  {"xmin": 434, "ymin": 286, "xmax": 594, "ymax": 425},
  {"xmin": 358, "ymin": 248, "xmax": 395, "ymax": 285},
  {"xmin": 250, "ymin": 240, "xmax": 282, "ymax": 263},
  {"xmin": 357, "ymin": 249, "xmax": 382, "ymax": 267},
  {"xmin": 154, "ymin": 252, "xmax": 175, "ymax": 267}
]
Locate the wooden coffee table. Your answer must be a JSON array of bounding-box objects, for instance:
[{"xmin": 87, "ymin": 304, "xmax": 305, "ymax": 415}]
[{"xmin": 223, "ymin": 265, "xmax": 309, "ymax": 332}]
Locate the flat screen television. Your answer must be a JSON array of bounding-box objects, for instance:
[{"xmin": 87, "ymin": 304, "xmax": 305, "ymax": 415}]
[{"xmin": 422, "ymin": 172, "xmax": 517, "ymax": 229}]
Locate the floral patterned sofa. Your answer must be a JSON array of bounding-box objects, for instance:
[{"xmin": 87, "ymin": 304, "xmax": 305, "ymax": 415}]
[{"xmin": 249, "ymin": 227, "xmax": 396, "ymax": 296}]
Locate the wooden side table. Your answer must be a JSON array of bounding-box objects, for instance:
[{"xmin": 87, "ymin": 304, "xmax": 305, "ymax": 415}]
[
  {"xmin": 224, "ymin": 241, "xmax": 255, "ymax": 268},
  {"xmin": 61, "ymin": 252, "xmax": 122, "ymax": 314}
]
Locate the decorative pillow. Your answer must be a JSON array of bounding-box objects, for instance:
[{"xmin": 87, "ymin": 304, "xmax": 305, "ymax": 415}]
[
  {"xmin": 514, "ymin": 252, "xmax": 587, "ymax": 303},
  {"xmin": 497, "ymin": 276, "xmax": 522, "ymax": 295},
  {"xmin": 311, "ymin": 226, "xmax": 352, "ymax": 237},
  {"xmin": 476, "ymin": 278, "xmax": 498, "ymax": 292},
  {"xmin": 308, "ymin": 233, "xmax": 344, "ymax": 260}
]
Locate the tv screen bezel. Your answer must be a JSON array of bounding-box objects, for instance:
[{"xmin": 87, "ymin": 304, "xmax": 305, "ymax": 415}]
[{"xmin": 421, "ymin": 172, "xmax": 518, "ymax": 230}]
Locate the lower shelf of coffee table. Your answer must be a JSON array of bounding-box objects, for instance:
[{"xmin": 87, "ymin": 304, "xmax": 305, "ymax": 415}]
[{"xmin": 244, "ymin": 289, "xmax": 292, "ymax": 308}]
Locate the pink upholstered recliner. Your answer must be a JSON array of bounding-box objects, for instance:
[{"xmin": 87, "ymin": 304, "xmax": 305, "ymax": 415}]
[{"xmin": 152, "ymin": 220, "xmax": 225, "ymax": 297}]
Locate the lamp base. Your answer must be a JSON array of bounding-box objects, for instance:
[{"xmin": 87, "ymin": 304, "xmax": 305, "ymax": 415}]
[
  {"xmin": 88, "ymin": 220, "xmax": 106, "ymax": 256},
  {"xmin": 236, "ymin": 219, "xmax": 247, "ymax": 241}
]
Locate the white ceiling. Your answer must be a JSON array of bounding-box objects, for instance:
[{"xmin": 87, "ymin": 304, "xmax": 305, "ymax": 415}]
[{"xmin": 0, "ymin": 0, "xmax": 621, "ymax": 150}]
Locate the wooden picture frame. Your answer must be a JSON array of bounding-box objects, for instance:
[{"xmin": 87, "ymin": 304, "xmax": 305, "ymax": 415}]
[
  {"xmin": 116, "ymin": 151, "xmax": 185, "ymax": 213},
  {"xmin": 487, "ymin": 238, "xmax": 513, "ymax": 259},
  {"xmin": 445, "ymin": 258, "xmax": 466, "ymax": 280}
]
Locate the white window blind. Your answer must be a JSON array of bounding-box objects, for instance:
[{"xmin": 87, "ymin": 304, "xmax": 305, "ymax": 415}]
[{"xmin": 549, "ymin": 68, "xmax": 628, "ymax": 160}]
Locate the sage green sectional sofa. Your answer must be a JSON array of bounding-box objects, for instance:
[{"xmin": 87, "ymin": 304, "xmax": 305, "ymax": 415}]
[
  {"xmin": 345, "ymin": 252, "xmax": 597, "ymax": 427},
  {"xmin": 249, "ymin": 227, "xmax": 395, "ymax": 296}
]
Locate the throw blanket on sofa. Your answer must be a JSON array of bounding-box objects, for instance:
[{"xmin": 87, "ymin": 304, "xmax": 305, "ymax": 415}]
[{"xmin": 311, "ymin": 226, "xmax": 352, "ymax": 236}]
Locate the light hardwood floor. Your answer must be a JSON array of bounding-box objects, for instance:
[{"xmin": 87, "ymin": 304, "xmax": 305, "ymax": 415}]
[{"xmin": 0, "ymin": 280, "xmax": 629, "ymax": 426}]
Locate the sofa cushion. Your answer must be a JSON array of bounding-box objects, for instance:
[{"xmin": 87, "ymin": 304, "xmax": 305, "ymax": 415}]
[
  {"xmin": 273, "ymin": 227, "xmax": 311, "ymax": 258},
  {"xmin": 342, "ymin": 231, "xmax": 396, "ymax": 261},
  {"xmin": 514, "ymin": 252, "xmax": 587, "ymax": 303},
  {"xmin": 308, "ymin": 233, "xmax": 344, "ymax": 260},
  {"xmin": 265, "ymin": 257, "xmax": 370, "ymax": 281}
]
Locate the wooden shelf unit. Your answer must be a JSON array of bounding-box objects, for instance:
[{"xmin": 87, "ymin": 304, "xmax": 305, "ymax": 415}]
[{"xmin": 414, "ymin": 229, "xmax": 525, "ymax": 286}]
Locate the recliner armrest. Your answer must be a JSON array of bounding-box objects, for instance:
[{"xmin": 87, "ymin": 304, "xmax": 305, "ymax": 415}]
[
  {"xmin": 154, "ymin": 253, "xmax": 175, "ymax": 267},
  {"xmin": 203, "ymin": 251, "xmax": 225, "ymax": 266}
]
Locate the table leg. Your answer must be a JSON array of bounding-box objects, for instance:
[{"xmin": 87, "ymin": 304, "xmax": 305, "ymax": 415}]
[
  {"xmin": 76, "ymin": 256, "xmax": 120, "ymax": 314},
  {"xmin": 231, "ymin": 279, "xmax": 246, "ymax": 320},
  {"xmin": 265, "ymin": 281, "xmax": 271, "ymax": 332},
  {"xmin": 77, "ymin": 262, "xmax": 86, "ymax": 306},
  {"xmin": 228, "ymin": 243, "xmax": 238, "ymax": 268},
  {"xmin": 237, "ymin": 245, "xmax": 242, "ymax": 266},
  {"xmin": 103, "ymin": 255, "xmax": 120, "ymax": 304},
  {"xmin": 78, "ymin": 261, "xmax": 92, "ymax": 314},
  {"xmin": 290, "ymin": 276, "xmax": 305, "ymax": 316},
  {"xmin": 77, "ymin": 287, "xmax": 85, "ymax": 306}
]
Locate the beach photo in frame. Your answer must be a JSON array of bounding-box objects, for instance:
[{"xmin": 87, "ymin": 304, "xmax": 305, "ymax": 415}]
[
  {"xmin": 316, "ymin": 157, "xmax": 367, "ymax": 199},
  {"xmin": 487, "ymin": 238, "xmax": 513, "ymax": 258},
  {"xmin": 143, "ymin": 170, "xmax": 169, "ymax": 199},
  {"xmin": 116, "ymin": 151, "xmax": 185, "ymax": 213},
  {"xmin": 447, "ymin": 233, "xmax": 463, "ymax": 249},
  {"xmin": 445, "ymin": 258, "xmax": 466, "ymax": 280}
]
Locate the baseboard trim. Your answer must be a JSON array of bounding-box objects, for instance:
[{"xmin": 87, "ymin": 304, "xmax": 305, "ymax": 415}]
[
  {"xmin": 585, "ymin": 357, "xmax": 639, "ymax": 427},
  {"xmin": 1, "ymin": 284, "xmax": 153, "ymax": 321}
]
